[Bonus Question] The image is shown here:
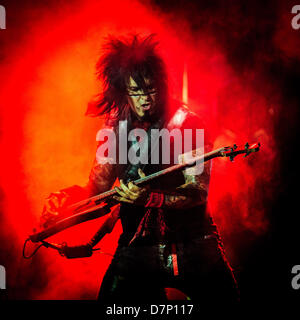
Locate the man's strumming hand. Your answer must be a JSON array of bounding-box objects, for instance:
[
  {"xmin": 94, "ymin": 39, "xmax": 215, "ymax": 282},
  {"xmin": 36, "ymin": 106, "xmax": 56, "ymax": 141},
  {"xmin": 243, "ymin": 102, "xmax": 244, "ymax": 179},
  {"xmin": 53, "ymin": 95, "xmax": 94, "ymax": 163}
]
[{"xmin": 40, "ymin": 191, "xmax": 69, "ymax": 228}]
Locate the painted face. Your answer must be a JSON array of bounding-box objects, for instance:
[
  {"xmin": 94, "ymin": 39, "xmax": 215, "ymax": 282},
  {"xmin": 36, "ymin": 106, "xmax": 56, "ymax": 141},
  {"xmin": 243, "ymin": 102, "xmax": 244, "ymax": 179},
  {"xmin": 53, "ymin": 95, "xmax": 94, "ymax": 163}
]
[{"xmin": 126, "ymin": 77, "xmax": 157, "ymax": 120}]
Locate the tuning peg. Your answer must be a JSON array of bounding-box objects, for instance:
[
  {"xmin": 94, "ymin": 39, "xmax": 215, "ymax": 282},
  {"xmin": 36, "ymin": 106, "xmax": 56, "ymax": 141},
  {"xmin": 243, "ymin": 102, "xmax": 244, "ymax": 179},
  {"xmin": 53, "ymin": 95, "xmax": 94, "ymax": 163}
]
[
  {"xmin": 244, "ymin": 142, "xmax": 250, "ymax": 157},
  {"xmin": 229, "ymin": 144, "xmax": 238, "ymax": 161},
  {"xmin": 229, "ymin": 154, "xmax": 237, "ymax": 162}
]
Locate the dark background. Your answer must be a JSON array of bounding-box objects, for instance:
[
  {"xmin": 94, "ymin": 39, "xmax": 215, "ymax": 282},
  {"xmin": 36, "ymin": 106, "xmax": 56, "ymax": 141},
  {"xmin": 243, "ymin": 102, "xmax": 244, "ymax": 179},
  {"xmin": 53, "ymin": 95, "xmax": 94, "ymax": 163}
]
[{"xmin": 0, "ymin": 0, "xmax": 300, "ymax": 313}]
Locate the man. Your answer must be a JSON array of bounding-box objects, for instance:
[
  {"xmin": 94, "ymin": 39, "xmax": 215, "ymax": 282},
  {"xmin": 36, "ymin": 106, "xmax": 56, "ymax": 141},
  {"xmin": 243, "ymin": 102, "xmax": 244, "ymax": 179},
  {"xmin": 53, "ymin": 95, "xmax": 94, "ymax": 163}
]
[{"xmin": 42, "ymin": 34, "xmax": 238, "ymax": 303}]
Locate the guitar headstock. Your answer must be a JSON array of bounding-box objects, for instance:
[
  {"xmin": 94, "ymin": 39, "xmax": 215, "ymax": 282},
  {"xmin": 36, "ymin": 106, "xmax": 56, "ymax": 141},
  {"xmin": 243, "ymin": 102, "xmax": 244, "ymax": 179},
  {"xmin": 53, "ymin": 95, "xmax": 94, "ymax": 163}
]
[{"xmin": 220, "ymin": 142, "xmax": 261, "ymax": 161}]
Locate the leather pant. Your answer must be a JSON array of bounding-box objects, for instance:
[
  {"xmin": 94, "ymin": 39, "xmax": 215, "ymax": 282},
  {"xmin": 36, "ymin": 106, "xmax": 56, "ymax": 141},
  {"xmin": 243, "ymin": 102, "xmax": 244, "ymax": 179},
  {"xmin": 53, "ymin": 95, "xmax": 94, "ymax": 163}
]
[{"xmin": 98, "ymin": 236, "xmax": 239, "ymax": 303}]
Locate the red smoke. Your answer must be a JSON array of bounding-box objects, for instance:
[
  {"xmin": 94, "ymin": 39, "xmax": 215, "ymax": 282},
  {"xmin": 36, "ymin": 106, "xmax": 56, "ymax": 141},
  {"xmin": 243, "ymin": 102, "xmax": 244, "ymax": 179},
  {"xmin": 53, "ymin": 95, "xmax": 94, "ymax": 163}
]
[{"xmin": 0, "ymin": 0, "xmax": 280, "ymax": 299}]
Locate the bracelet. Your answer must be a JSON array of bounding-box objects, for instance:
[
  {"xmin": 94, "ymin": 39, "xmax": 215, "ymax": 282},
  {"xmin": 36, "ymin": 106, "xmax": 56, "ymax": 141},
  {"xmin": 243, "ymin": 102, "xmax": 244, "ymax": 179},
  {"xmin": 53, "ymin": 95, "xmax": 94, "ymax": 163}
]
[
  {"xmin": 145, "ymin": 192, "xmax": 164, "ymax": 208},
  {"xmin": 46, "ymin": 191, "xmax": 68, "ymax": 200}
]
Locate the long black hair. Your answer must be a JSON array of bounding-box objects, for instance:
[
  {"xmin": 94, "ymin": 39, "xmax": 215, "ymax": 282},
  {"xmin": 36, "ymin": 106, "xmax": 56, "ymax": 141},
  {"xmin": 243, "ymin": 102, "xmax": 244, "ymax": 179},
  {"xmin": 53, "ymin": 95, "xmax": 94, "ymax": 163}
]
[{"xmin": 86, "ymin": 34, "xmax": 168, "ymax": 124}]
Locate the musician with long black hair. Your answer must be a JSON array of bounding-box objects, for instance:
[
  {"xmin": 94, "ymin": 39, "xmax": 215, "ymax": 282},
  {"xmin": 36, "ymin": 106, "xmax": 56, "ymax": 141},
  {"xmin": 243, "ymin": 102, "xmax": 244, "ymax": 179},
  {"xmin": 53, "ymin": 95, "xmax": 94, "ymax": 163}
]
[{"xmin": 41, "ymin": 34, "xmax": 239, "ymax": 303}]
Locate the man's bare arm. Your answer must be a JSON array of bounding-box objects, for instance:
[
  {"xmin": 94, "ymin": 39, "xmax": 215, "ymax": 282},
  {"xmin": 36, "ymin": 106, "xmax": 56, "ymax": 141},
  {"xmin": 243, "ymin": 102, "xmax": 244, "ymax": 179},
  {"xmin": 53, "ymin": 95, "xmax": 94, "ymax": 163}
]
[
  {"xmin": 161, "ymin": 161, "xmax": 211, "ymax": 209},
  {"xmin": 113, "ymin": 162, "xmax": 211, "ymax": 210}
]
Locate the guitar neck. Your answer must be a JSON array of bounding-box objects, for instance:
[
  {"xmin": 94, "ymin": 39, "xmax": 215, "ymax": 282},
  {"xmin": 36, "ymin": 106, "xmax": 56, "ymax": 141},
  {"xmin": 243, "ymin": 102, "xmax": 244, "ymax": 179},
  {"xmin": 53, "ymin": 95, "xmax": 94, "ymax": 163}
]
[
  {"xmin": 133, "ymin": 146, "xmax": 224, "ymax": 186},
  {"xmin": 67, "ymin": 147, "xmax": 225, "ymax": 212}
]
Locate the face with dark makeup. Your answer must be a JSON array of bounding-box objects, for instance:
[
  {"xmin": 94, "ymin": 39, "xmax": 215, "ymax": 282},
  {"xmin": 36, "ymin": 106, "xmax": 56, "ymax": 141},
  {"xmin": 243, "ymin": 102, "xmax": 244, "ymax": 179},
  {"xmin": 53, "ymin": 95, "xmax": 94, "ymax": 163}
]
[{"xmin": 126, "ymin": 76, "xmax": 157, "ymax": 120}]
